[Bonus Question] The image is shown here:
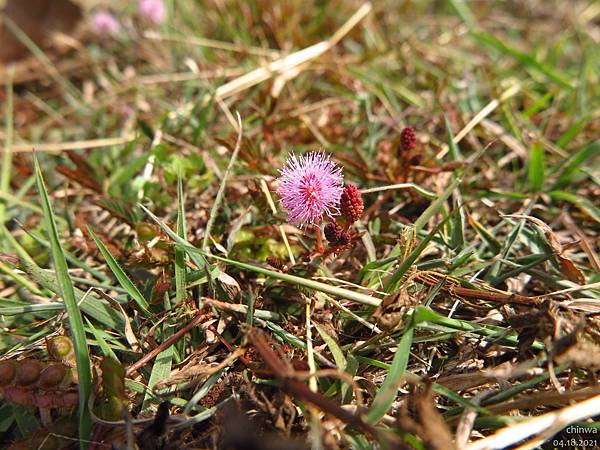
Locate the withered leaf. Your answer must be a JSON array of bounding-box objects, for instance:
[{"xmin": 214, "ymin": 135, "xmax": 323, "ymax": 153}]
[
  {"xmin": 558, "ymin": 255, "xmax": 585, "ymax": 284},
  {"xmin": 397, "ymin": 383, "xmax": 457, "ymax": 450},
  {"xmin": 0, "ymin": 0, "xmax": 82, "ymax": 63},
  {"xmin": 505, "ymin": 214, "xmax": 585, "ymax": 284}
]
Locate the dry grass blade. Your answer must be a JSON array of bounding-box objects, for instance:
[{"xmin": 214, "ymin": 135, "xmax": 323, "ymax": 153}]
[
  {"xmin": 466, "ymin": 393, "xmax": 600, "ymax": 450},
  {"xmin": 173, "ymin": 2, "xmax": 372, "ymax": 116}
]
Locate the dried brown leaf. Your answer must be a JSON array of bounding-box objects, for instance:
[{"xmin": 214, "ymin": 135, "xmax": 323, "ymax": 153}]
[{"xmin": 0, "ymin": 0, "xmax": 81, "ymax": 63}]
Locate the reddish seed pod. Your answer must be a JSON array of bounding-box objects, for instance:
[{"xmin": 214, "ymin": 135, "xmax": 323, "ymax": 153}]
[
  {"xmin": 324, "ymin": 220, "xmax": 343, "ymax": 244},
  {"xmin": 340, "ymin": 185, "xmax": 364, "ymax": 224},
  {"xmin": 38, "ymin": 364, "xmax": 68, "ymax": 389},
  {"xmin": 61, "ymin": 391, "xmax": 79, "ymax": 408},
  {"xmin": 15, "ymin": 359, "xmax": 42, "ymax": 386},
  {"xmin": 36, "ymin": 393, "xmax": 56, "ymax": 409},
  {"xmin": 337, "ymin": 231, "xmax": 351, "ymax": 246},
  {"xmin": 266, "ymin": 255, "xmax": 285, "ymax": 271},
  {"xmin": 4, "ymin": 387, "xmax": 35, "ymax": 406},
  {"xmin": 400, "ymin": 126, "xmax": 416, "ymax": 153},
  {"xmin": 0, "ymin": 360, "xmax": 16, "ymax": 386}
]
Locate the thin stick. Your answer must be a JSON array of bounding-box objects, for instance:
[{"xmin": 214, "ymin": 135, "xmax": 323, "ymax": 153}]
[
  {"xmin": 415, "ymin": 272, "xmax": 542, "ymax": 306},
  {"xmin": 3, "ymin": 135, "xmax": 136, "ymax": 153},
  {"xmin": 313, "ymin": 224, "xmax": 325, "ymax": 254},
  {"xmin": 126, "ymin": 311, "xmax": 210, "ymax": 375}
]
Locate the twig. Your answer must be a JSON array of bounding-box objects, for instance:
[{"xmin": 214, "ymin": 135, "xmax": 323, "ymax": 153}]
[
  {"xmin": 126, "ymin": 310, "xmax": 210, "ymax": 376},
  {"xmin": 247, "ymin": 327, "xmax": 377, "ymax": 435},
  {"xmin": 2, "ymin": 135, "xmax": 136, "ymax": 153},
  {"xmin": 415, "ymin": 272, "xmax": 542, "ymax": 306}
]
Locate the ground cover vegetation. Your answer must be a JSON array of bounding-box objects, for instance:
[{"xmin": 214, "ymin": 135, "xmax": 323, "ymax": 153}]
[{"xmin": 0, "ymin": 0, "xmax": 599, "ymax": 448}]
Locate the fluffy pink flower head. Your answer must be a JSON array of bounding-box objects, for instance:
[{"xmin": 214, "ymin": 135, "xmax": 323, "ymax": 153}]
[
  {"xmin": 91, "ymin": 11, "xmax": 121, "ymax": 35},
  {"xmin": 139, "ymin": 0, "xmax": 166, "ymax": 24},
  {"xmin": 276, "ymin": 152, "xmax": 344, "ymax": 227}
]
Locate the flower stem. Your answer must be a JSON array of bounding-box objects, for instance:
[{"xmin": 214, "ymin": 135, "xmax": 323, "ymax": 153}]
[{"xmin": 313, "ymin": 224, "xmax": 325, "ymax": 253}]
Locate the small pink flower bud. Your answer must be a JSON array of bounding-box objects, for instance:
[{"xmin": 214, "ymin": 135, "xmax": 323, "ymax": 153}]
[
  {"xmin": 139, "ymin": 0, "xmax": 166, "ymax": 24},
  {"xmin": 91, "ymin": 11, "xmax": 121, "ymax": 36}
]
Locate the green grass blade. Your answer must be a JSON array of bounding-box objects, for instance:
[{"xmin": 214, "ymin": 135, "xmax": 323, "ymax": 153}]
[
  {"xmin": 184, "ymin": 369, "xmax": 225, "ymax": 414},
  {"xmin": 549, "ymin": 190, "xmax": 600, "ymax": 224},
  {"xmin": 449, "ymin": 0, "xmax": 478, "ymax": 29},
  {"xmin": 413, "ymin": 177, "xmax": 460, "ymax": 234},
  {"xmin": 528, "ymin": 142, "xmax": 545, "ymax": 192},
  {"xmin": 556, "ymin": 116, "xmax": 591, "ymax": 148},
  {"xmin": 413, "ymin": 306, "xmax": 543, "ymax": 350},
  {"xmin": 552, "ymin": 140, "xmax": 600, "ymax": 189},
  {"xmin": 85, "ymin": 318, "xmax": 118, "ymax": 360},
  {"xmin": 34, "ymin": 155, "xmax": 91, "ymax": 447},
  {"xmin": 88, "ymin": 227, "xmax": 151, "ymax": 315},
  {"xmin": 471, "ymin": 30, "xmax": 574, "ymax": 89},
  {"xmin": 16, "ymin": 256, "xmax": 125, "ymax": 331},
  {"xmin": 142, "ymin": 294, "xmax": 174, "ymax": 410},
  {"xmin": 209, "ymin": 253, "xmax": 381, "ymax": 306},
  {"xmin": 314, "ymin": 323, "xmax": 346, "ymax": 370},
  {"xmin": 175, "ymin": 173, "xmax": 187, "ymax": 305},
  {"xmin": 0, "ymin": 66, "xmax": 14, "ymax": 225},
  {"xmin": 0, "ymin": 301, "xmax": 64, "ymax": 315},
  {"xmin": 365, "ymin": 319, "xmax": 414, "ymax": 424}
]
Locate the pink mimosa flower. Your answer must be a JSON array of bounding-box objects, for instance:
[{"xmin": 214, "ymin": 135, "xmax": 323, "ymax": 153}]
[
  {"xmin": 91, "ymin": 11, "xmax": 121, "ymax": 35},
  {"xmin": 276, "ymin": 152, "xmax": 344, "ymax": 227},
  {"xmin": 139, "ymin": 0, "xmax": 166, "ymax": 24}
]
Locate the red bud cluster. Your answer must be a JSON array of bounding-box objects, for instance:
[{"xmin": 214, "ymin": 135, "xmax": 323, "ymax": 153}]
[
  {"xmin": 324, "ymin": 220, "xmax": 351, "ymax": 247},
  {"xmin": 340, "ymin": 184, "xmax": 364, "ymax": 224},
  {"xmin": 400, "ymin": 126, "xmax": 416, "ymax": 154}
]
